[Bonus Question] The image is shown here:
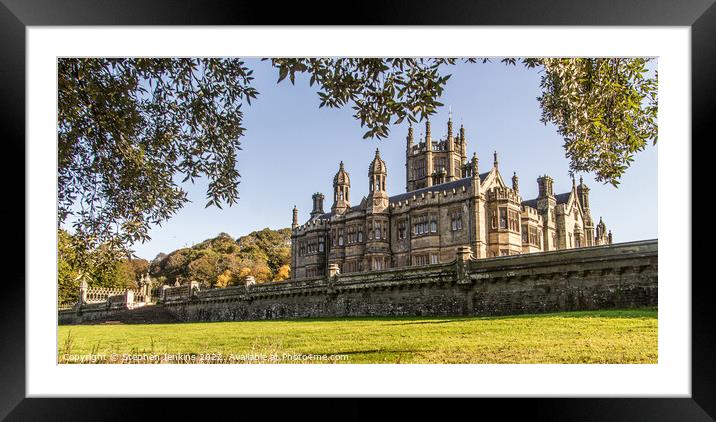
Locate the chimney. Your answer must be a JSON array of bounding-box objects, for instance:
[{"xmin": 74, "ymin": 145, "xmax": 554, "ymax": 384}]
[{"xmin": 311, "ymin": 193, "xmax": 325, "ymax": 219}]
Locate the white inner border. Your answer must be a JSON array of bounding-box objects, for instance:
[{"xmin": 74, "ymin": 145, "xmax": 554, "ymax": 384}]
[{"xmin": 27, "ymin": 27, "xmax": 690, "ymax": 397}]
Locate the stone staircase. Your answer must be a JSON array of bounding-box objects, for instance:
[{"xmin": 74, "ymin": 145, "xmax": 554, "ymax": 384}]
[{"xmin": 88, "ymin": 304, "xmax": 180, "ymax": 325}]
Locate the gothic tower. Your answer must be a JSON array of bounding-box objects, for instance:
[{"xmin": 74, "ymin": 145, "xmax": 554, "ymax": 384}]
[
  {"xmin": 537, "ymin": 175, "xmax": 557, "ymax": 250},
  {"xmin": 405, "ymin": 117, "xmax": 469, "ymax": 191},
  {"xmin": 365, "ymin": 148, "xmax": 391, "ymax": 271},
  {"xmin": 577, "ymin": 176, "xmax": 594, "ymax": 246},
  {"xmin": 405, "ymin": 124, "xmax": 413, "ymax": 192}
]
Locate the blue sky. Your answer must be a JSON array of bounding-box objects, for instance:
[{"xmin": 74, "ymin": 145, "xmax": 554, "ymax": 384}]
[{"xmin": 129, "ymin": 58, "xmax": 657, "ymax": 261}]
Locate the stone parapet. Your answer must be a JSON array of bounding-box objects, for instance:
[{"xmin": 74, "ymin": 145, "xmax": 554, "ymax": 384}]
[{"xmin": 59, "ymin": 240, "xmax": 658, "ymax": 324}]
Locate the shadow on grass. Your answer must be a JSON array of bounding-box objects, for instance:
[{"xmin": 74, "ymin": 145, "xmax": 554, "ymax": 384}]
[
  {"xmin": 268, "ymin": 307, "xmax": 658, "ymax": 324},
  {"xmin": 59, "ymin": 307, "xmax": 658, "ymax": 327}
]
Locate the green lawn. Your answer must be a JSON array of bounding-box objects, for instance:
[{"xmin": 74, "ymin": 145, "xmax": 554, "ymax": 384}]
[{"xmin": 57, "ymin": 308, "xmax": 657, "ymax": 364}]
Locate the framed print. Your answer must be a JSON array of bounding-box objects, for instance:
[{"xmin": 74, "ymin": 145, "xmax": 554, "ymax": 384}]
[{"xmin": 3, "ymin": 0, "xmax": 713, "ymax": 419}]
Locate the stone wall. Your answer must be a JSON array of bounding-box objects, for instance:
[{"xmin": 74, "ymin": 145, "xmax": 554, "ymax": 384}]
[
  {"xmin": 59, "ymin": 240, "xmax": 656, "ymax": 325},
  {"xmin": 163, "ymin": 240, "xmax": 657, "ymax": 323}
]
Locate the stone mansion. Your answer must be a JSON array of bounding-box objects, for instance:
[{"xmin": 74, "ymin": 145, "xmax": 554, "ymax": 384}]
[{"xmin": 290, "ymin": 118, "xmax": 613, "ymax": 279}]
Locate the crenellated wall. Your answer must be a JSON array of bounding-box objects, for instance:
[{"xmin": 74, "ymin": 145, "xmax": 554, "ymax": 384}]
[{"xmin": 59, "ymin": 240, "xmax": 657, "ymax": 324}]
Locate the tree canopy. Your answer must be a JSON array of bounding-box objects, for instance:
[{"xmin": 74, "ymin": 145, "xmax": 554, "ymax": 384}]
[
  {"xmin": 148, "ymin": 228, "xmax": 292, "ymax": 288},
  {"xmin": 58, "ymin": 57, "xmax": 657, "ymax": 274}
]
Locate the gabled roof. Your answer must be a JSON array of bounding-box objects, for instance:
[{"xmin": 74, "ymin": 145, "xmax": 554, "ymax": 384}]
[
  {"xmin": 522, "ymin": 198, "xmax": 538, "ymax": 209},
  {"xmin": 555, "ymin": 192, "xmax": 572, "ymax": 205},
  {"xmin": 522, "ymin": 191, "xmax": 573, "ymax": 210}
]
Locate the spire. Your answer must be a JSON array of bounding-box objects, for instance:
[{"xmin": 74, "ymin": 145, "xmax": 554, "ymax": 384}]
[
  {"xmin": 572, "ymin": 175, "xmax": 576, "ymax": 190},
  {"xmin": 407, "ymin": 124, "xmax": 414, "ymax": 147},
  {"xmin": 579, "ymin": 175, "xmax": 584, "ymax": 186},
  {"xmin": 493, "ymin": 151, "xmax": 498, "ymax": 168},
  {"xmin": 425, "ymin": 119, "xmax": 431, "ymax": 142},
  {"xmin": 369, "ymin": 148, "xmax": 387, "ymax": 176},
  {"xmin": 512, "ymin": 172, "xmax": 519, "ymax": 193},
  {"xmin": 459, "ymin": 123, "xmax": 465, "ymax": 142}
]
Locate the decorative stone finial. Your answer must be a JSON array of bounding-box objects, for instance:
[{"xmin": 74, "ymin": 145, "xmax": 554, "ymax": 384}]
[
  {"xmin": 447, "ymin": 109, "xmax": 453, "ymax": 138},
  {"xmin": 471, "ymin": 152, "xmax": 479, "ymax": 178}
]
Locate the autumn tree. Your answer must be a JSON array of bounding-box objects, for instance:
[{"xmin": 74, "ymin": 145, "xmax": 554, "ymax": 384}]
[
  {"xmin": 215, "ymin": 269, "xmax": 234, "ymax": 288},
  {"xmin": 58, "ymin": 58, "xmax": 657, "ymax": 275},
  {"xmin": 275, "ymin": 265, "xmax": 291, "ymax": 282}
]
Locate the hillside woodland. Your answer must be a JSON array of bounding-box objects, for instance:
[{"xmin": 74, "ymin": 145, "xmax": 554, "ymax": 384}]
[{"xmin": 58, "ymin": 228, "xmax": 291, "ymax": 304}]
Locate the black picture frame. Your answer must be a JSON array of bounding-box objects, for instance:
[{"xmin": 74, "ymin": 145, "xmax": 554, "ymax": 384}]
[{"xmin": 2, "ymin": 0, "xmax": 710, "ymax": 420}]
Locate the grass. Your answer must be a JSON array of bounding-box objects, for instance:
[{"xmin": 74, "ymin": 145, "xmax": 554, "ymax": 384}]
[{"xmin": 57, "ymin": 308, "xmax": 657, "ymax": 364}]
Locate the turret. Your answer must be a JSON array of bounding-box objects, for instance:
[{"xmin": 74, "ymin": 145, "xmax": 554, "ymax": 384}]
[
  {"xmin": 368, "ymin": 148, "xmax": 388, "ymax": 209},
  {"xmin": 292, "ymin": 205, "xmax": 299, "ymax": 230},
  {"xmin": 470, "ymin": 152, "xmax": 481, "ymax": 193},
  {"xmin": 512, "ymin": 172, "xmax": 519, "ymax": 194},
  {"xmin": 447, "ymin": 114, "xmax": 455, "ymax": 179},
  {"xmin": 310, "ymin": 193, "xmax": 325, "ymax": 219},
  {"xmin": 577, "ymin": 176, "xmax": 590, "ymax": 211},
  {"xmin": 537, "ymin": 174, "xmax": 557, "ymax": 250},
  {"xmin": 577, "ymin": 176, "xmax": 594, "ymax": 246},
  {"xmin": 425, "ymin": 120, "xmax": 433, "ymax": 187},
  {"xmin": 459, "ymin": 123, "xmax": 467, "ymax": 163},
  {"xmin": 493, "ymin": 151, "xmax": 499, "ymax": 169},
  {"xmin": 405, "ymin": 125, "xmax": 413, "ymax": 191},
  {"xmin": 595, "ymin": 216, "xmax": 610, "ymax": 245},
  {"xmin": 331, "ymin": 161, "xmax": 351, "ymax": 214}
]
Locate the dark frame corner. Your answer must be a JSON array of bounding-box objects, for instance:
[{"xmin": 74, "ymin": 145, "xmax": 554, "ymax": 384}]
[{"xmin": 2, "ymin": 0, "xmax": 712, "ymax": 420}]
